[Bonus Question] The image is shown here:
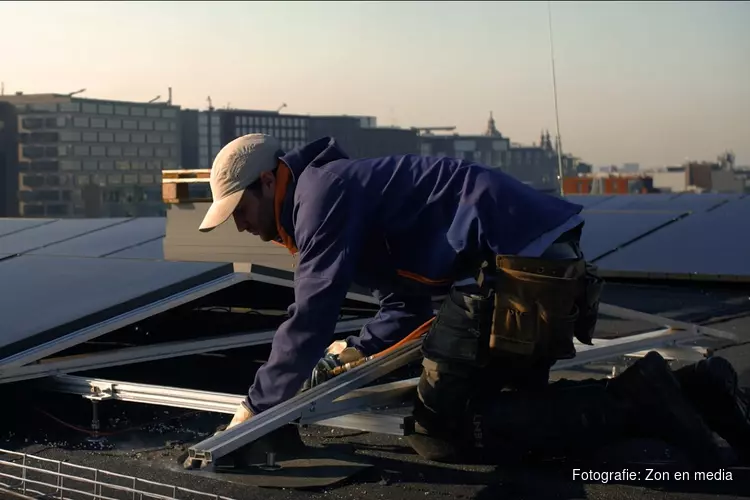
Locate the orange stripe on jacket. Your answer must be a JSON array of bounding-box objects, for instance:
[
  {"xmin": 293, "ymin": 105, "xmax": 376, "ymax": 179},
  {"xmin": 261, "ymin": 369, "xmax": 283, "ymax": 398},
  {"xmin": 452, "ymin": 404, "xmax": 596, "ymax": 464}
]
[{"xmin": 273, "ymin": 161, "xmax": 298, "ymax": 255}]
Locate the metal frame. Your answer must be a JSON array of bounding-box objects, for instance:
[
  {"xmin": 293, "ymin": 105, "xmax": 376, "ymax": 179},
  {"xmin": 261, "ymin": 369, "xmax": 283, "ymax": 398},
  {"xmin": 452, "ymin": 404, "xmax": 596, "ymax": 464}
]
[
  {"xmin": 33, "ymin": 301, "xmax": 740, "ymax": 469},
  {"xmin": 0, "ymin": 448, "xmax": 236, "ymax": 500},
  {"xmin": 0, "ymin": 318, "xmax": 371, "ymax": 385}
]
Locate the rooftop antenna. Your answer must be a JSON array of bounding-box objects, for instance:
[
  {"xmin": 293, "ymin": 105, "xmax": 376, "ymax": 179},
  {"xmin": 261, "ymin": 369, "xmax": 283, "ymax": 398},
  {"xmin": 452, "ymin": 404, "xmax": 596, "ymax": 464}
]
[
  {"xmin": 148, "ymin": 95, "xmax": 161, "ymax": 104},
  {"xmin": 1, "ymin": 82, "xmax": 4, "ymax": 96},
  {"xmin": 276, "ymin": 103, "xmax": 287, "ymax": 113},
  {"xmin": 67, "ymin": 88, "xmax": 86, "ymax": 97},
  {"xmin": 547, "ymin": 1, "xmax": 565, "ymax": 196}
]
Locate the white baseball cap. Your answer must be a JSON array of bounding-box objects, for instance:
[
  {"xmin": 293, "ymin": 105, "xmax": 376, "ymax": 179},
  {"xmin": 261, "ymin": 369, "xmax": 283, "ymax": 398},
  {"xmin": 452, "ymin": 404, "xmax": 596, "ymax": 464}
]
[{"xmin": 198, "ymin": 134, "xmax": 282, "ymax": 232}]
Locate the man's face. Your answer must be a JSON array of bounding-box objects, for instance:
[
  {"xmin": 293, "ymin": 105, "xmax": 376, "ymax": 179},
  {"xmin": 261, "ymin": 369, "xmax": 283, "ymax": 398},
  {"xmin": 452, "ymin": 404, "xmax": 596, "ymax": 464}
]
[{"xmin": 232, "ymin": 171, "xmax": 278, "ymax": 242}]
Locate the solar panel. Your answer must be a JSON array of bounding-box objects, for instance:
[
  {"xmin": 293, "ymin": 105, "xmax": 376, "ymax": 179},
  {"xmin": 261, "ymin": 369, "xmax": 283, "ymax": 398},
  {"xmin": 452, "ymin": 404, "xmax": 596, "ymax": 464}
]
[
  {"xmin": 593, "ymin": 193, "xmax": 679, "ymax": 211},
  {"xmin": 0, "ymin": 218, "xmax": 128, "ymax": 256},
  {"xmin": 0, "ymin": 255, "xmax": 233, "ymax": 362},
  {"xmin": 593, "ymin": 193, "xmax": 740, "ymax": 213},
  {"xmin": 579, "ymin": 210, "xmax": 687, "ymax": 260},
  {"xmin": 595, "ymin": 197, "xmax": 750, "ymax": 279},
  {"xmin": 0, "ymin": 218, "xmax": 56, "ymax": 238},
  {"xmin": 29, "ymin": 218, "xmax": 166, "ymax": 258},
  {"xmin": 107, "ymin": 238, "xmax": 165, "ymax": 260},
  {"xmin": 564, "ymin": 195, "xmax": 613, "ymax": 208}
]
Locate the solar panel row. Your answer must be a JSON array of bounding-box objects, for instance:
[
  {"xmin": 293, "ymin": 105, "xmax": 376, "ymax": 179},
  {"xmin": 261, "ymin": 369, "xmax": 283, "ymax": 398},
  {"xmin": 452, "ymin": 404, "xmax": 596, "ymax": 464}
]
[{"xmin": 0, "ymin": 192, "xmax": 747, "ymax": 374}]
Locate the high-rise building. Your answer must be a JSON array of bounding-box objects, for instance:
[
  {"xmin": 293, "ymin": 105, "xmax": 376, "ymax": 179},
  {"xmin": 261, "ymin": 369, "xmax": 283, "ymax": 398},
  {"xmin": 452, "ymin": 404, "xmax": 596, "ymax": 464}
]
[{"xmin": 0, "ymin": 93, "xmax": 180, "ymax": 217}]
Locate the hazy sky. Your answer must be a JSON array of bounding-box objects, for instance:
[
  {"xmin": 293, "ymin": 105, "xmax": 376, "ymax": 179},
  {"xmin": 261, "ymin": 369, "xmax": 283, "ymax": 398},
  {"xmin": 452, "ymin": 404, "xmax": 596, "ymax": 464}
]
[{"xmin": 1, "ymin": 1, "xmax": 748, "ymax": 167}]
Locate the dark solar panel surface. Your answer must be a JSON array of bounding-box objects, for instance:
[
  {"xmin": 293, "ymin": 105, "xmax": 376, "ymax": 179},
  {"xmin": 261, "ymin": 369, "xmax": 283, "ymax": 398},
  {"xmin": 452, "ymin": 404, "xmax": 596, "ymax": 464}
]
[
  {"xmin": 0, "ymin": 218, "xmax": 127, "ymax": 256},
  {"xmin": 595, "ymin": 196, "xmax": 750, "ymax": 278},
  {"xmin": 29, "ymin": 218, "xmax": 166, "ymax": 258},
  {"xmin": 0, "ymin": 255, "xmax": 232, "ymax": 361},
  {"xmin": 107, "ymin": 238, "xmax": 165, "ymax": 260},
  {"xmin": 0, "ymin": 218, "xmax": 56, "ymax": 238},
  {"xmin": 579, "ymin": 210, "xmax": 686, "ymax": 260}
]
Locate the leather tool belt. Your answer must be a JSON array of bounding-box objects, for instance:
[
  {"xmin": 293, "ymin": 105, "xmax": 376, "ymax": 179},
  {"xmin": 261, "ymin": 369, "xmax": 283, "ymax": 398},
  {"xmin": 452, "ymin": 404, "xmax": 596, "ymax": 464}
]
[{"xmin": 486, "ymin": 255, "xmax": 603, "ymax": 360}]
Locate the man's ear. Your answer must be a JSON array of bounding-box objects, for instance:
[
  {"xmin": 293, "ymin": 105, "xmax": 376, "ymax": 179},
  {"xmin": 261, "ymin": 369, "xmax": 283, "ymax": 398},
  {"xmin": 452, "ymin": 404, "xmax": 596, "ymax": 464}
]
[{"xmin": 259, "ymin": 170, "xmax": 276, "ymax": 195}]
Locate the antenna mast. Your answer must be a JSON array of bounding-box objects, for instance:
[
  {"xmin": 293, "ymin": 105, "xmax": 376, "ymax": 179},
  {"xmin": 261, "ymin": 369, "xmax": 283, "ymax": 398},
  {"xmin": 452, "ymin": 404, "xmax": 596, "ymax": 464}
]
[{"xmin": 548, "ymin": 1, "xmax": 565, "ymax": 195}]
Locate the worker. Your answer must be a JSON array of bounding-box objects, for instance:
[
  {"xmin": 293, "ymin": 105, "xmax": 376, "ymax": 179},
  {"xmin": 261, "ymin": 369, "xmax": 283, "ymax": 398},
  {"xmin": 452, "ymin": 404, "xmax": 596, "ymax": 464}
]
[{"xmin": 198, "ymin": 134, "xmax": 750, "ymax": 466}]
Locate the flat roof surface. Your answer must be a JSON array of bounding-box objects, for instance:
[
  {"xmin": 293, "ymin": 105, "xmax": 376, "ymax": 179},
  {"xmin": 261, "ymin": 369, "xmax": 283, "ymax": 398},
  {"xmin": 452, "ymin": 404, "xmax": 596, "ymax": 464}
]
[{"xmin": 1, "ymin": 282, "xmax": 748, "ymax": 500}]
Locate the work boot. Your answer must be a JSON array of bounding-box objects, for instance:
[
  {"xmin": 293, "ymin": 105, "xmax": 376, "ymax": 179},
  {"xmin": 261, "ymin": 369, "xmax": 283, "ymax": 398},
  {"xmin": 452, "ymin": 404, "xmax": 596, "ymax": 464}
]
[
  {"xmin": 673, "ymin": 356, "xmax": 750, "ymax": 462},
  {"xmin": 467, "ymin": 380, "xmax": 629, "ymax": 464},
  {"xmin": 407, "ymin": 397, "xmax": 463, "ymax": 462},
  {"xmin": 606, "ymin": 351, "xmax": 737, "ymax": 468}
]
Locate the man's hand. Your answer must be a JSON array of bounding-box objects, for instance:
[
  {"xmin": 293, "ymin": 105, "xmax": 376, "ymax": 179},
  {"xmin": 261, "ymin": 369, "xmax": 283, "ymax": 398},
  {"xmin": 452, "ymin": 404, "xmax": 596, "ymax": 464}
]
[
  {"xmin": 326, "ymin": 340, "xmax": 348, "ymax": 357},
  {"xmin": 301, "ymin": 346, "xmax": 365, "ymax": 392},
  {"xmin": 225, "ymin": 401, "xmax": 255, "ymax": 431}
]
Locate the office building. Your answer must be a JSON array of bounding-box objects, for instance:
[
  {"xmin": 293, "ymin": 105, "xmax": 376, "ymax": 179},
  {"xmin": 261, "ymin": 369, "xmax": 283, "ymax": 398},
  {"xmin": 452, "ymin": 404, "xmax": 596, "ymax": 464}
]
[
  {"xmin": 418, "ymin": 113, "xmax": 511, "ymax": 169},
  {"xmin": 180, "ymin": 108, "xmax": 419, "ymax": 171},
  {"xmin": 0, "ymin": 93, "xmax": 180, "ymax": 218}
]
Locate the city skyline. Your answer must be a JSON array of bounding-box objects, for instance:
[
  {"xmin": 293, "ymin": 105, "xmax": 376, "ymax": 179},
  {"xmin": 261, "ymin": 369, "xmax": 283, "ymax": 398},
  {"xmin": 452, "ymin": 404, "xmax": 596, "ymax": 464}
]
[{"xmin": 2, "ymin": 1, "xmax": 748, "ymax": 168}]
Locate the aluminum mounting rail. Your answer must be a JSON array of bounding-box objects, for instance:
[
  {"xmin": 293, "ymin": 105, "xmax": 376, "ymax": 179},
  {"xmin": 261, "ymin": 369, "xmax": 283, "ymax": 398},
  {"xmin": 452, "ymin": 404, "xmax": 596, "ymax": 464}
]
[
  {"xmin": 184, "ymin": 338, "xmax": 424, "ymax": 469},
  {"xmin": 0, "ymin": 318, "xmax": 369, "ymax": 385},
  {"xmin": 44, "ymin": 374, "xmax": 416, "ymax": 418}
]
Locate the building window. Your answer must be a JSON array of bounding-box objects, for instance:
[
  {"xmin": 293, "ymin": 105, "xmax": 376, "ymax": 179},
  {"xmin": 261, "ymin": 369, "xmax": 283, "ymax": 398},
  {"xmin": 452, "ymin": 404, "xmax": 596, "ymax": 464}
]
[
  {"xmin": 115, "ymin": 132, "xmax": 130, "ymax": 143},
  {"xmin": 146, "ymin": 160, "xmax": 161, "ymax": 170},
  {"xmin": 132, "ymin": 133, "xmax": 146, "ymax": 143},
  {"xmin": 107, "ymin": 174, "xmax": 123, "ymax": 184},
  {"xmin": 98, "ymin": 104, "xmax": 113, "ymax": 115},
  {"xmin": 123, "ymin": 146, "xmax": 138, "ymax": 157},
  {"xmin": 107, "ymin": 146, "xmax": 122, "ymax": 157},
  {"xmin": 169, "ymin": 122, "xmax": 176, "ymax": 131},
  {"xmin": 99, "ymin": 160, "xmax": 114, "ymax": 170},
  {"xmin": 155, "ymin": 121, "xmax": 169, "ymax": 131},
  {"xmin": 235, "ymin": 116, "xmax": 241, "ymax": 126},
  {"xmin": 155, "ymin": 147, "xmax": 169, "ymax": 158},
  {"xmin": 147, "ymin": 134, "xmax": 161, "ymax": 144},
  {"xmin": 162, "ymin": 108, "xmax": 177, "ymax": 119},
  {"xmin": 83, "ymin": 160, "xmax": 98, "ymax": 171},
  {"xmin": 59, "ymin": 102, "xmax": 81, "ymax": 113},
  {"xmin": 115, "ymin": 161, "xmax": 130, "ymax": 170},
  {"xmin": 82, "ymin": 132, "xmax": 98, "ymax": 142},
  {"xmin": 123, "ymin": 120, "xmax": 138, "ymax": 130},
  {"xmin": 61, "ymin": 160, "xmax": 82, "ymax": 171},
  {"xmin": 76, "ymin": 175, "xmax": 90, "ymax": 186},
  {"xmin": 210, "ymin": 115, "xmax": 219, "ymax": 125},
  {"xmin": 139, "ymin": 173, "xmax": 155, "ymax": 184},
  {"xmin": 60, "ymin": 132, "xmax": 81, "ymax": 142},
  {"xmin": 73, "ymin": 145, "xmax": 90, "ymax": 156},
  {"xmin": 138, "ymin": 147, "xmax": 154, "ymax": 157},
  {"xmin": 82, "ymin": 103, "xmax": 98, "ymax": 114},
  {"xmin": 199, "ymin": 136, "xmax": 208, "ymax": 147},
  {"xmin": 22, "ymin": 174, "xmax": 45, "ymax": 188},
  {"xmin": 91, "ymin": 146, "xmax": 106, "ymax": 156},
  {"xmin": 99, "ymin": 132, "xmax": 114, "ymax": 143},
  {"xmin": 106, "ymin": 118, "xmax": 122, "ymax": 129},
  {"xmin": 163, "ymin": 134, "xmax": 176, "ymax": 144},
  {"xmin": 163, "ymin": 160, "xmax": 177, "ymax": 169},
  {"xmin": 90, "ymin": 117, "xmax": 106, "ymax": 128},
  {"xmin": 115, "ymin": 105, "xmax": 129, "ymax": 116},
  {"xmin": 57, "ymin": 145, "xmax": 69, "ymax": 157},
  {"xmin": 131, "ymin": 107, "xmax": 145, "ymax": 117},
  {"xmin": 123, "ymin": 173, "xmax": 138, "ymax": 184},
  {"xmin": 139, "ymin": 121, "xmax": 154, "ymax": 131},
  {"xmin": 146, "ymin": 108, "xmax": 161, "ymax": 118},
  {"xmin": 73, "ymin": 117, "xmax": 89, "ymax": 128}
]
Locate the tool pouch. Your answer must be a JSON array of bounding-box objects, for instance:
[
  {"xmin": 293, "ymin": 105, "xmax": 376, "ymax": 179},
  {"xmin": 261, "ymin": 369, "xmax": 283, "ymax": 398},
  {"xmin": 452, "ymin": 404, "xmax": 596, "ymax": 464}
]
[
  {"xmin": 422, "ymin": 282, "xmax": 494, "ymax": 368},
  {"xmin": 489, "ymin": 256, "xmax": 586, "ymax": 360}
]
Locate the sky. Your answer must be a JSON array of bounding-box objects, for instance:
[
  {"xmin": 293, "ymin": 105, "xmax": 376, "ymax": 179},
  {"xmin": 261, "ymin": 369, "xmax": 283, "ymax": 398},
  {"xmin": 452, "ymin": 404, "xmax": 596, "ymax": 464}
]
[{"xmin": 1, "ymin": 1, "xmax": 748, "ymax": 168}]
